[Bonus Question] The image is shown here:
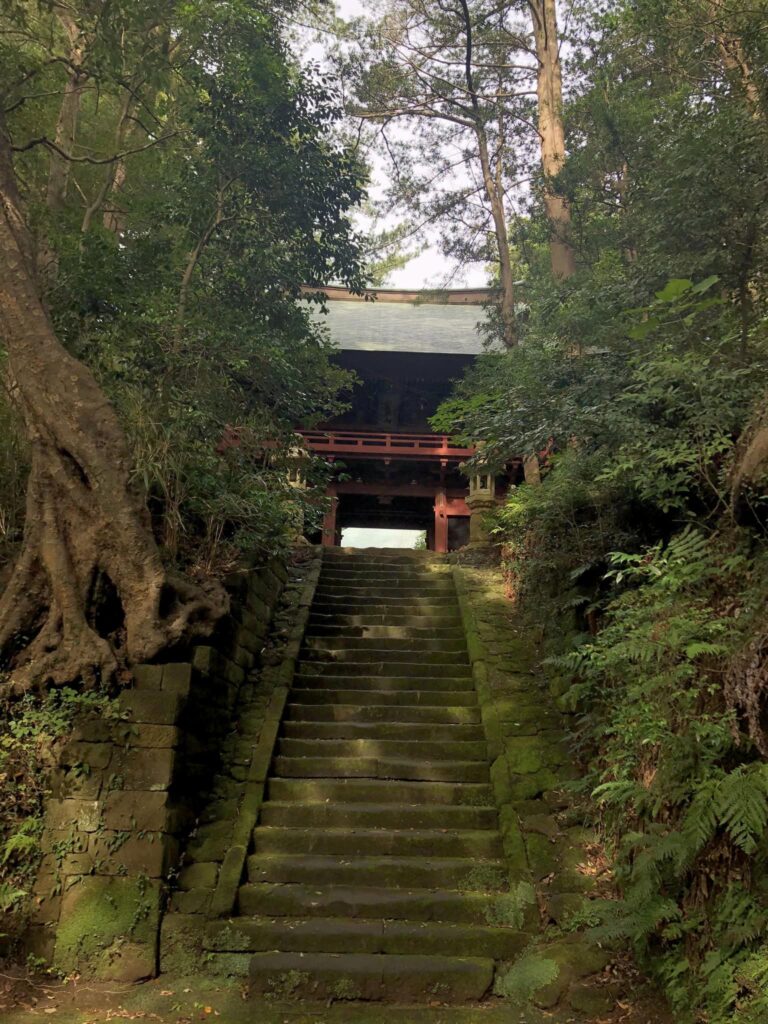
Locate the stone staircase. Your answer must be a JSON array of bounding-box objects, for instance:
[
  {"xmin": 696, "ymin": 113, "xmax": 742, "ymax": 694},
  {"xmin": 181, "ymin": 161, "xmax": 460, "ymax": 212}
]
[{"xmin": 235, "ymin": 548, "xmax": 523, "ymax": 1004}]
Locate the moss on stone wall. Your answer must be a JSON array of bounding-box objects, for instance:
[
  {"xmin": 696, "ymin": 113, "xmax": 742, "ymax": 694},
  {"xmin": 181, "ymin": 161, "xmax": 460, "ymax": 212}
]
[{"xmin": 452, "ymin": 563, "xmax": 616, "ymax": 1015}]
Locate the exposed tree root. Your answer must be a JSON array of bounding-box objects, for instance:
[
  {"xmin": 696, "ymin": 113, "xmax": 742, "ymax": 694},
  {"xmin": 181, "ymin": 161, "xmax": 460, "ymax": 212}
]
[{"xmin": 0, "ymin": 111, "xmax": 228, "ymax": 697}]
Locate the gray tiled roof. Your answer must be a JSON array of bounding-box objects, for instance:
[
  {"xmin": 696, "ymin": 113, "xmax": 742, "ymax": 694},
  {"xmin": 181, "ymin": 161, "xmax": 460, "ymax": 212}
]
[{"xmin": 309, "ymin": 299, "xmax": 487, "ymax": 354}]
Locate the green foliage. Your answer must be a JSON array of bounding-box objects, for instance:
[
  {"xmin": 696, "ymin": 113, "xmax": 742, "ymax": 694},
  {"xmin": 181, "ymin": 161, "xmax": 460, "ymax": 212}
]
[
  {"xmin": 0, "ymin": 0, "xmax": 367, "ymax": 575},
  {"xmin": 431, "ymin": 1, "xmax": 768, "ymax": 1017},
  {"xmin": 0, "ymin": 688, "xmax": 118, "ymax": 947}
]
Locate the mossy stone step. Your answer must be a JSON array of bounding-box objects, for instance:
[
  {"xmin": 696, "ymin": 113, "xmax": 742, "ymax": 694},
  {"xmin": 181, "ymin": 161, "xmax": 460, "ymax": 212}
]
[
  {"xmin": 258, "ymin": 801, "xmax": 498, "ymax": 830},
  {"xmin": 296, "ymin": 660, "xmax": 472, "ymax": 678},
  {"xmin": 267, "ymin": 777, "xmax": 493, "ymax": 806},
  {"xmin": 248, "ymin": 951, "xmax": 494, "ymax": 1003},
  {"xmin": 303, "ymin": 635, "xmax": 467, "ymax": 652},
  {"xmin": 309, "ymin": 613, "xmax": 463, "ymax": 628},
  {"xmin": 316, "ymin": 577, "xmax": 453, "ymax": 588},
  {"xmin": 247, "ymin": 853, "xmax": 505, "ymax": 889},
  {"xmin": 316, "ymin": 580, "xmax": 454, "ymax": 593},
  {"xmin": 288, "ymin": 689, "xmax": 477, "ymax": 709},
  {"xmin": 284, "ymin": 703, "xmax": 481, "ymax": 725},
  {"xmin": 305, "ymin": 618, "xmax": 462, "ymax": 634},
  {"xmin": 271, "ymin": 755, "xmax": 490, "ymax": 783},
  {"xmin": 317, "ymin": 565, "xmax": 450, "ymax": 573},
  {"xmin": 322, "ymin": 551, "xmax": 445, "ymax": 563},
  {"xmin": 237, "ymin": 882, "xmax": 500, "ymax": 924},
  {"xmin": 281, "ymin": 721, "xmax": 486, "ymax": 742},
  {"xmin": 292, "ymin": 676, "xmax": 475, "ymax": 693},
  {"xmin": 277, "ymin": 737, "xmax": 488, "ymax": 761},
  {"xmin": 207, "ymin": 917, "xmax": 525, "ymax": 959},
  {"xmin": 311, "ymin": 603, "xmax": 458, "ymax": 618},
  {"xmin": 251, "ymin": 826, "xmax": 502, "ymax": 858},
  {"xmin": 300, "ymin": 648, "xmax": 468, "ymax": 665},
  {"xmin": 313, "ymin": 593, "xmax": 462, "ymax": 606}
]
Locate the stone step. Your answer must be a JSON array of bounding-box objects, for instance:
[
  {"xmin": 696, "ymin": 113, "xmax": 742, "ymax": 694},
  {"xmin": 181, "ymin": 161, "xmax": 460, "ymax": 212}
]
[
  {"xmin": 251, "ymin": 826, "xmax": 502, "ymax": 858},
  {"xmin": 314, "ymin": 589, "xmax": 458, "ymax": 602},
  {"xmin": 276, "ymin": 738, "xmax": 488, "ymax": 761},
  {"xmin": 311, "ymin": 602, "xmax": 458, "ymax": 617},
  {"xmin": 319, "ymin": 577, "xmax": 456, "ymax": 593},
  {"xmin": 306, "ymin": 625, "xmax": 465, "ymax": 640},
  {"xmin": 258, "ymin": 801, "xmax": 498, "ymax": 830},
  {"xmin": 303, "ymin": 635, "xmax": 467, "ymax": 653},
  {"xmin": 296, "ymin": 660, "xmax": 472, "ymax": 677},
  {"xmin": 293, "ymin": 676, "xmax": 475, "ymax": 693},
  {"xmin": 301, "ymin": 646, "xmax": 468, "ymax": 663},
  {"xmin": 322, "ymin": 551, "xmax": 445, "ymax": 563},
  {"xmin": 320, "ymin": 565, "xmax": 446, "ymax": 575},
  {"xmin": 267, "ymin": 777, "xmax": 493, "ymax": 806},
  {"xmin": 247, "ymin": 951, "xmax": 494, "ymax": 1003},
  {"xmin": 237, "ymin": 882, "xmax": 499, "ymax": 924},
  {"xmin": 284, "ymin": 703, "xmax": 481, "ymax": 725},
  {"xmin": 281, "ymin": 720, "xmax": 486, "ymax": 742},
  {"xmin": 208, "ymin": 917, "xmax": 525, "ymax": 960},
  {"xmin": 309, "ymin": 613, "xmax": 462, "ymax": 628},
  {"xmin": 287, "ymin": 689, "xmax": 477, "ymax": 708},
  {"xmin": 316, "ymin": 576, "xmax": 454, "ymax": 588},
  {"xmin": 271, "ymin": 755, "xmax": 490, "ymax": 783},
  {"xmin": 247, "ymin": 853, "xmax": 505, "ymax": 889},
  {"xmin": 318, "ymin": 571, "xmax": 453, "ymax": 585}
]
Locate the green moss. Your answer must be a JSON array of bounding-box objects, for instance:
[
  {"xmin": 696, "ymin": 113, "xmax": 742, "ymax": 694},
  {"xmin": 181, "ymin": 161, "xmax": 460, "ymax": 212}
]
[
  {"xmin": 330, "ymin": 977, "xmax": 363, "ymax": 1001},
  {"xmin": 265, "ymin": 969, "xmax": 311, "ymax": 1001},
  {"xmin": 158, "ymin": 914, "xmax": 206, "ymax": 975},
  {"xmin": 54, "ymin": 875, "xmax": 159, "ymax": 978},
  {"xmin": 506, "ymin": 738, "xmax": 547, "ymax": 775},
  {"xmin": 485, "ymin": 881, "xmax": 537, "ymax": 929}
]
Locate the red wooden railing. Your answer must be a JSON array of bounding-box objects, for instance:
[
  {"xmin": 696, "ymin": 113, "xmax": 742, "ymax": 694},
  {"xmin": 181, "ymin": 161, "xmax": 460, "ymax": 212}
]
[{"xmin": 298, "ymin": 430, "xmax": 475, "ymax": 461}]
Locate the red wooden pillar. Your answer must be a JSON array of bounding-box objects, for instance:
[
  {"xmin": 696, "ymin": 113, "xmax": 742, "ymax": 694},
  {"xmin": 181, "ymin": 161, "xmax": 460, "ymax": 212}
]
[
  {"xmin": 322, "ymin": 487, "xmax": 338, "ymax": 547},
  {"xmin": 434, "ymin": 488, "xmax": 448, "ymax": 553}
]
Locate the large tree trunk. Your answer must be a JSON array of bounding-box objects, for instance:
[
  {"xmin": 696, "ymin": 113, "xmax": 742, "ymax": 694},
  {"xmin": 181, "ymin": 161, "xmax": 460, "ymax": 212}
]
[
  {"xmin": 529, "ymin": 0, "xmax": 576, "ymax": 280},
  {"xmin": 0, "ymin": 115, "xmax": 227, "ymax": 696},
  {"xmin": 457, "ymin": 0, "xmax": 517, "ymax": 347}
]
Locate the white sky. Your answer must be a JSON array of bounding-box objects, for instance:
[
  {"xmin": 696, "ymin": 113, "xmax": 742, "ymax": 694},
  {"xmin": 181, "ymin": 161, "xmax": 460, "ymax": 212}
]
[
  {"xmin": 341, "ymin": 527, "xmax": 426, "ymax": 548},
  {"xmin": 301, "ymin": 0, "xmax": 489, "ymax": 290}
]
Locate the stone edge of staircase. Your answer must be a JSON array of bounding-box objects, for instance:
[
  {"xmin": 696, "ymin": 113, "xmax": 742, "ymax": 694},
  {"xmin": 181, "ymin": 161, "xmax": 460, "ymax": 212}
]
[
  {"xmin": 208, "ymin": 554, "xmax": 325, "ymax": 919},
  {"xmin": 450, "ymin": 563, "xmax": 613, "ymax": 1014}
]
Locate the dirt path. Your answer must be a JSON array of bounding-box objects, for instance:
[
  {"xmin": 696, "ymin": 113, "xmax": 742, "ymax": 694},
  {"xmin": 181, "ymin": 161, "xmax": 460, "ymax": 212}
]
[{"xmin": 1, "ymin": 971, "xmax": 669, "ymax": 1024}]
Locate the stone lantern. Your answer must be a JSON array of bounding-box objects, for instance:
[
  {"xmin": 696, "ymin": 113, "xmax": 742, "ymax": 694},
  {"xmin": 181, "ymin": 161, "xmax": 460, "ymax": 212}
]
[{"xmin": 463, "ymin": 453, "xmax": 497, "ymax": 546}]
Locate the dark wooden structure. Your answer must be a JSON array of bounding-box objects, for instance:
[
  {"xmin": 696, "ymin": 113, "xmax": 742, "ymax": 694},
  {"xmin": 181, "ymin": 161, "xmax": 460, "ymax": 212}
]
[{"xmin": 299, "ymin": 288, "xmax": 502, "ymax": 552}]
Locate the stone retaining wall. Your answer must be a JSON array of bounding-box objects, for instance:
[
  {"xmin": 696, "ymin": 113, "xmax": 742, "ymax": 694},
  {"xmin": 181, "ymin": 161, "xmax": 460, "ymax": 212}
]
[{"xmin": 28, "ymin": 558, "xmax": 289, "ymax": 981}]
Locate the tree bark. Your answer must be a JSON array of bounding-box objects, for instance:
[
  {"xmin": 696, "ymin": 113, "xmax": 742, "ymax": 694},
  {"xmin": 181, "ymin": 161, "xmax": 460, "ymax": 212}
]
[
  {"xmin": 707, "ymin": 1, "xmax": 764, "ymax": 122},
  {"xmin": 457, "ymin": 0, "xmax": 517, "ymax": 347},
  {"xmin": 0, "ymin": 113, "xmax": 227, "ymax": 696},
  {"xmin": 528, "ymin": 0, "xmax": 576, "ymax": 280}
]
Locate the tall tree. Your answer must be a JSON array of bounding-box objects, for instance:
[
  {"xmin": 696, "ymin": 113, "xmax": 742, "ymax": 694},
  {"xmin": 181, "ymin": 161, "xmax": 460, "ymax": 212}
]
[
  {"xmin": 528, "ymin": 0, "xmax": 576, "ymax": 279},
  {"xmin": 347, "ymin": 0, "xmax": 542, "ymax": 346}
]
